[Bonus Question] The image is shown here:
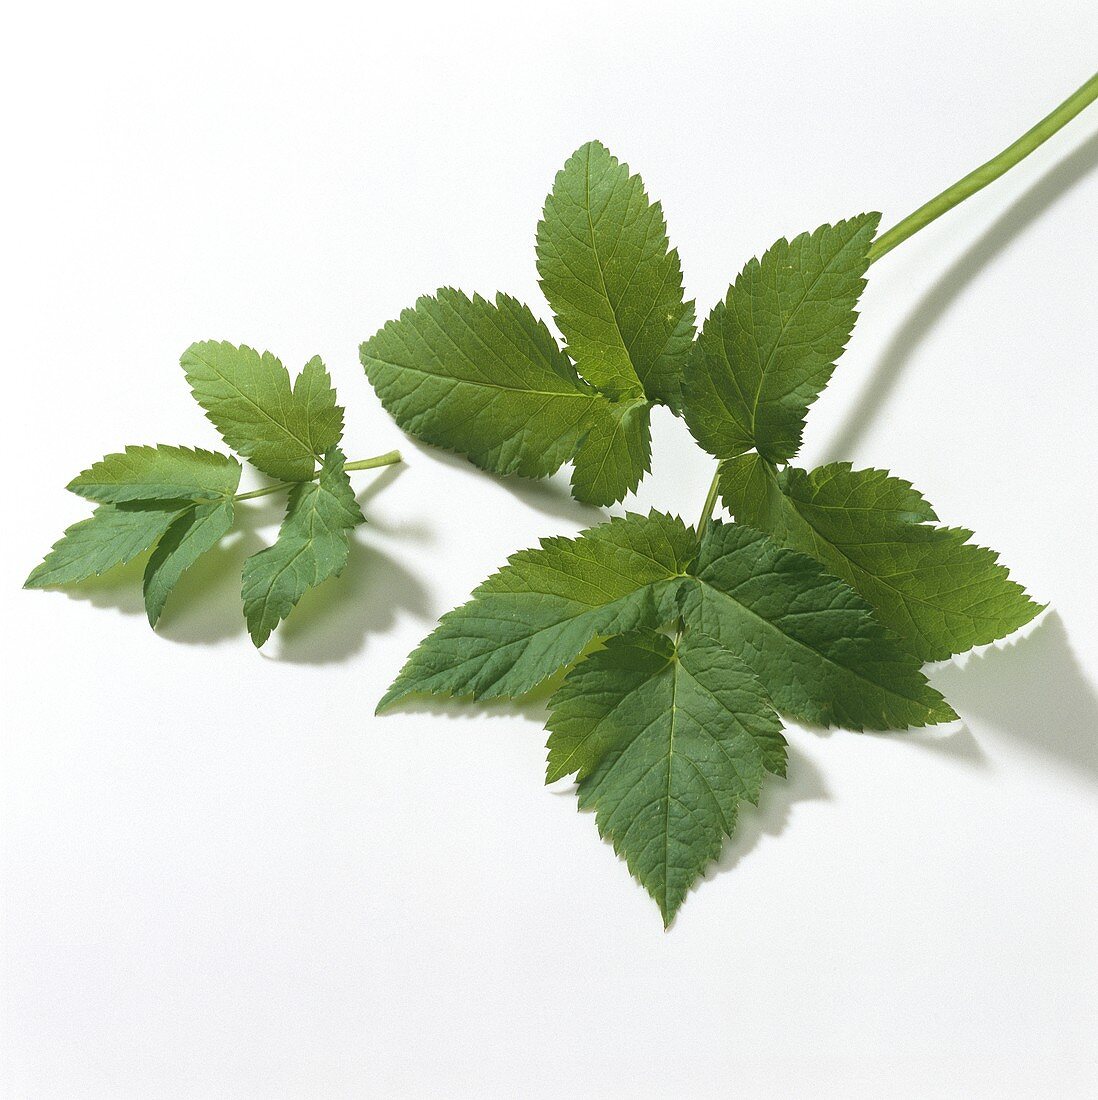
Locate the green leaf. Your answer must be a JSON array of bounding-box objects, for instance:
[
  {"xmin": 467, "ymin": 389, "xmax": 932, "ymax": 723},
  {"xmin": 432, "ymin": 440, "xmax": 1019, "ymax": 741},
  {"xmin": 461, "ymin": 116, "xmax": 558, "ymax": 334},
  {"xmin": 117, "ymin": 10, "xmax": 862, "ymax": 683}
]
[
  {"xmin": 546, "ymin": 629, "xmax": 786, "ymax": 925},
  {"xmin": 681, "ymin": 521, "xmax": 956, "ymax": 730},
  {"xmin": 570, "ymin": 398, "xmax": 652, "ymax": 507},
  {"xmin": 67, "ymin": 445, "xmax": 241, "ymax": 504},
  {"xmin": 142, "ymin": 498, "xmax": 235, "ymax": 626},
  {"xmin": 377, "ymin": 511, "xmax": 696, "ymax": 710},
  {"xmin": 241, "ymin": 448, "xmax": 366, "ymax": 647},
  {"xmin": 682, "ymin": 215, "xmax": 879, "ymax": 463},
  {"xmin": 25, "ymin": 502, "xmax": 185, "ymax": 588},
  {"xmin": 719, "ymin": 456, "xmax": 1042, "ymax": 661},
  {"xmin": 181, "ymin": 343, "xmax": 344, "ymax": 482},
  {"xmin": 361, "ymin": 288, "xmax": 607, "ymax": 480},
  {"xmin": 536, "ymin": 140, "xmax": 695, "ymax": 410}
]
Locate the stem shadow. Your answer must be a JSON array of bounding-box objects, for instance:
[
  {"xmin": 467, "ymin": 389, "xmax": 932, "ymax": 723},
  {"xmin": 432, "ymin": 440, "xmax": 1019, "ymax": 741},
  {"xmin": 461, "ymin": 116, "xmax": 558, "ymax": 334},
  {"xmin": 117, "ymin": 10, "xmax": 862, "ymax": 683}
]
[{"xmin": 820, "ymin": 127, "xmax": 1098, "ymax": 464}]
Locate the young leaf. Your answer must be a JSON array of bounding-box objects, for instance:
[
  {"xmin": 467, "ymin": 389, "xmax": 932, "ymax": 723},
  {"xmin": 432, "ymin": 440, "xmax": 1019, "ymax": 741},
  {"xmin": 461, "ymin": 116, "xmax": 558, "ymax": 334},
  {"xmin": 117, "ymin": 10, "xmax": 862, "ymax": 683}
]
[
  {"xmin": 24, "ymin": 502, "xmax": 186, "ymax": 589},
  {"xmin": 377, "ymin": 511, "xmax": 696, "ymax": 710},
  {"xmin": 67, "ymin": 445, "xmax": 241, "ymax": 504},
  {"xmin": 181, "ymin": 343, "xmax": 344, "ymax": 482},
  {"xmin": 682, "ymin": 215, "xmax": 880, "ymax": 463},
  {"xmin": 546, "ymin": 629, "xmax": 786, "ymax": 925},
  {"xmin": 143, "ymin": 499, "xmax": 235, "ymax": 626},
  {"xmin": 537, "ymin": 140, "xmax": 695, "ymax": 410},
  {"xmin": 361, "ymin": 289, "xmax": 608, "ymax": 479},
  {"xmin": 241, "ymin": 448, "xmax": 366, "ymax": 647},
  {"xmin": 682, "ymin": 521, "xmax": 956, "ymax": 730},
  {"xmin": 570, "ymin": 397, "xmax": 652, "ymax": 507},
  {"xmin": 719, "ymin": 457, "xmax": 1042, "ymax": 661}
]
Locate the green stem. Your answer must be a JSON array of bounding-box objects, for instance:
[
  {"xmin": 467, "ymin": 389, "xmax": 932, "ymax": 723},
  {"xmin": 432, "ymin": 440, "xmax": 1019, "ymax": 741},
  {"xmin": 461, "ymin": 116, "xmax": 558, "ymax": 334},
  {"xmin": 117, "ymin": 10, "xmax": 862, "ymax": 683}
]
[
  {"xmin": 233, "ymin": 449, "xmax": 402, "ymax": 502},
  {"xmin": 695, "ymin": 470, "xmax": 722, "ymax": 539},
  {"xmin": 867, "ymin": 71, "xmax": 1098, "ymax": 264},
  {"xmin": 692, "ymin": 73, "xmax": 1098, "ymax": 539}
]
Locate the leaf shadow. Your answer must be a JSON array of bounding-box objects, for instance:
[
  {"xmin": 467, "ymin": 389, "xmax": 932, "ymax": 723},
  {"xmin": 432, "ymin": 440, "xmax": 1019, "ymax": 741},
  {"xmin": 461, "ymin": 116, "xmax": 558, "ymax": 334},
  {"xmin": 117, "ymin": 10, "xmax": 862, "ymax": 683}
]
[
  {"xmin": 414, "ymin": 446, "xmax": 605, "ymax": 526},
  {"xmin": 819, "ymin": 127, "xmax": 1098, "ymax": 464},
  {"xmin": 271, "ymin": 538, "xmax": 430, "ymax": 664},
  {"xmin": 928, "ymin": 611, "xmax": 1098, "ymax": 781},
  {"xmin": 704, "ymin": 744, "xmax": 829, "ymax": 882}
]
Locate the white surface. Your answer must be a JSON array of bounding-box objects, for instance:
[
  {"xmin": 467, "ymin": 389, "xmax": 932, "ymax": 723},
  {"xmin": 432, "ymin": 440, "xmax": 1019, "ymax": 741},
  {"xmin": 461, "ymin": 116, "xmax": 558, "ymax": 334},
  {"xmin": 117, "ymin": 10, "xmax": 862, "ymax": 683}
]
[{"xmin": 2, "ymin": 3, "xmax": 1097, "ymax": 1097}]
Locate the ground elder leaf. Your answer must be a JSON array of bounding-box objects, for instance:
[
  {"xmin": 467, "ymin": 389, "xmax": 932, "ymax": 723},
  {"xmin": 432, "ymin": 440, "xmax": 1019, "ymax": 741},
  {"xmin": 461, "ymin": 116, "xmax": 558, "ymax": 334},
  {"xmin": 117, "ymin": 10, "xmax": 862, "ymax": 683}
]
[
  {"xmin": 241, "ymin": 448, "xmax": 366, "ymax": 647},
  {"xmin": 181, "ymin": 343, "xmax": 343, "ymax": 482},
  {"xmin": 683, "ymin": 215, "xmax": 879, "ymax": 463},
  {"xmin": 377, "ymin": 511, "xmax": 696, "ymax": 710},
  {"xmin": 546, "ymin": 629, "xmax": 786, "ymax": 925},
  {"xmin": 67, "ymin": 445, "xmax": 241, "ymax": 504},
  {"xmin": 142, "ymin": 498, "xmax": 235, "ymax": 626},
  {"xmin": 719, "ymin": 456, "xmax": 1042, "ymax": 661},
  {"xmin": 682, "ymin": 520, "xmax": 956, "ymax": 730},
  {"xmin": 25, "ymin": 502, "xmax": 186, "ymax": 588},
  {"xmin": 537, "ymin": 140, "xmax": 695, "ymax": 410}
]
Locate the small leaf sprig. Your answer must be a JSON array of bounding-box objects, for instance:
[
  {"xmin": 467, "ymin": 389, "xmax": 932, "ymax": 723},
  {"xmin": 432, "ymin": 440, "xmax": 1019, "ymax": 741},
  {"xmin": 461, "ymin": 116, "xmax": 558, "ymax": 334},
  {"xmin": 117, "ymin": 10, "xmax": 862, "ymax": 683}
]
[
  {"xmin": 26, "ymin": 343, "xmax": 400, "ymax": 645},
  {"xmin": 363, "ymin": 73, "xmax": 1097, "ymax": 924}
]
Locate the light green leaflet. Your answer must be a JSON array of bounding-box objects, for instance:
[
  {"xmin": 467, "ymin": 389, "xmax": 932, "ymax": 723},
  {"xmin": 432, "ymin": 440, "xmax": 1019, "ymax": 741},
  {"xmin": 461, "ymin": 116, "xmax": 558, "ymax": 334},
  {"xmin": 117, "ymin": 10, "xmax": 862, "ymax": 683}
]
[
  {"xmin": 378, "ymin": 511, "xmax": 697, "ymax": 709},
  {"xmin": 67, "ymin": 445, "xmax": 241, "ymax": 504},
  {"xmin": 546, "ymin": 630, "xmax": 786, "ymax": 926},
  {"xmin": 380, "ymin": 511, "xmax": 953, "ymax": 731},
  {"xmin": 25, "ymin": 502, "xmax": 187, "ymax": 589},
  {"xmin": 182, "ymin": 342, "xmax": 344, "ymax": 482},
  {"xmin": 143, "ymin": 499, "xmax": 236, "ymax": 626},
  {"xmin": 682, "ymin": 216, "xmax": 879, "ymax": 463},
  {"xmin": 29, "ymin": 343, "xmax": 379, "ymax": 644},
  {"xmin": 719, "ymin": 457, "xmax": 1042, "ymax": 661},
  {"xmin": 241, "ymin": 448, "xmax": 366, "ymax": 647},
  {"xmin": 536, "ymin": 139, "xmax": 695, "ymax": 409}
]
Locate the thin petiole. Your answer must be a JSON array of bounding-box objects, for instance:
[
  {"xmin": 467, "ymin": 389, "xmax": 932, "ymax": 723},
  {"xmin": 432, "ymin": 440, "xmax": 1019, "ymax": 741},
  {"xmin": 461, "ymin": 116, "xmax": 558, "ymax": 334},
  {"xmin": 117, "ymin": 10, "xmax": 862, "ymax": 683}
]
[
  {"xmin": 233, "ymin": 449, "xmax": 402, "ymax": 502},
  {"xmin": 868, "ymin": 71, "xmax": 1098, "ymax": 264}
]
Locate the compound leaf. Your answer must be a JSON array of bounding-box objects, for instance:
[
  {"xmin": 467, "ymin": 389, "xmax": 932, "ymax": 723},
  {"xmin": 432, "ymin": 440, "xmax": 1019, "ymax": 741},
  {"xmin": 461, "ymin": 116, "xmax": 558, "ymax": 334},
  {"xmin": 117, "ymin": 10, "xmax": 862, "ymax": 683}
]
[
  {"xmin": 570, "ymin": 398, "xmax": 652, "ymax": 507},
  {"xmin": 361, "ymin": 288, "xmax": 608, "ymax": 482},
  {"xmin": 143, "ymin": 498, "xmax": 235, "ymax": 626},
  {"xmin": 682, "ymin": 521, "xmax": 956, "ymax": 730},
  {"xmin": 683, "ymin": 215, "xmax": 879, "ymax": 463},
  {"xmin": 719, "ymin": 456, "xmax": 1042, "ymax": 661},
  {"xmin": 537, "ymin": 140, "xmax": 695, "ymax": 409},
  {"xmin": 25, "ymin": 502, "xmax": 186, "ymax": 589},
  {"xmin": 546, "ymin": 629, "xmax": 786, "ymax": 925},
  {"xmin": 181, "ymin": 343, "xmax": 343, "ymax": 482},
  {"xmin": 377, "ymin": 511, "xmax": 696, "ymax": 710},
  {"xmin": 241, "ymin": 448, "xmax": 366, "ymax": 647},
  {"xmin": 67, "ymin": 445, "xmax": 241, "ymax": 504}
]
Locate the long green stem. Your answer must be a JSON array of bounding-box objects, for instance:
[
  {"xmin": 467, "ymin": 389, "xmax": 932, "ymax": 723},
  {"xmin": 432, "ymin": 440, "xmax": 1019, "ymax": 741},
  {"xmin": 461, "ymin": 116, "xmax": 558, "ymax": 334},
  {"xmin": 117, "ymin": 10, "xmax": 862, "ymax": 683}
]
[
  {"xmin": 867, "ymin": 71, "xmax": 1098, "ymax": 264},
  {"xmin": 692, "ymin": 72, "xmax": 1098, "ymax": 537},
  {"xmin": 233, "ymin": 449, "xmax": 402, "ymax": 502}
]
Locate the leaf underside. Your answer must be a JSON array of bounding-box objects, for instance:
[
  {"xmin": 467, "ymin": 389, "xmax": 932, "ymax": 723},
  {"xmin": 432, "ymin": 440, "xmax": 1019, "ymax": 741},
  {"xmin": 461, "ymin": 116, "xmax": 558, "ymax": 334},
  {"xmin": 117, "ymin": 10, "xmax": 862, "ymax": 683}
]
[
  {"xmin": 67, "ymin": 445, "xmax": 241, "ymax": 504},
  {"xmin": 241, "ymin": 448, "xmax": 366, "ymax": 647},
  {"xmin": 25, "ymin": 502, "xmax": 186, "ymax": 588},
  {"xmin": 143, "ymin": 498, "xmax": 236, "ymax": 626}
]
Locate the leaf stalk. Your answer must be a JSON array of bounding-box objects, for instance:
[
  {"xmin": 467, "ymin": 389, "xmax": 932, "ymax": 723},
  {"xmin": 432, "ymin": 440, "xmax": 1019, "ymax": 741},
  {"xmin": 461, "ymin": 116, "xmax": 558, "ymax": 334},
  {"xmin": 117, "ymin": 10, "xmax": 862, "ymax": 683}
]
[{"xmin": 233, "ymin": 449, "xmax": 402, "ymax": 502}]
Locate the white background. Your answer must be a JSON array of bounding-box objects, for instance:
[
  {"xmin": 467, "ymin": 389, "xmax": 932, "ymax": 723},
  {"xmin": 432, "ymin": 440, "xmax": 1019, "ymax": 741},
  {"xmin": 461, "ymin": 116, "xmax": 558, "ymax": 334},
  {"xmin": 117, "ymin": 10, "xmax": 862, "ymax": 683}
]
[{"xmin": 2, "ymin": 3, "xmax": 1096, "ymax": 1096}]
